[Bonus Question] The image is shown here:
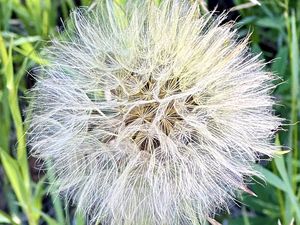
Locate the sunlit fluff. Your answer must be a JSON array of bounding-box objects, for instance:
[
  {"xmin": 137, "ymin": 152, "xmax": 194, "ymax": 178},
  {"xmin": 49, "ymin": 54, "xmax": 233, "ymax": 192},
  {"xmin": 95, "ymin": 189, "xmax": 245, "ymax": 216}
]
[{"xmin": 27, "ymin": 1, "xmax": 281, "ymax": 224}]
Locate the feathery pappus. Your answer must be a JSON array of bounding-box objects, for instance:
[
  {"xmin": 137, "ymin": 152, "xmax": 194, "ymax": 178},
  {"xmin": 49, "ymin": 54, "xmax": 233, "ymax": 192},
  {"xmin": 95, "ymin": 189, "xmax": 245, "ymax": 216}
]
[{"xmin": 27, "ymin": 0, "xmax": 282, "ymax": 224}]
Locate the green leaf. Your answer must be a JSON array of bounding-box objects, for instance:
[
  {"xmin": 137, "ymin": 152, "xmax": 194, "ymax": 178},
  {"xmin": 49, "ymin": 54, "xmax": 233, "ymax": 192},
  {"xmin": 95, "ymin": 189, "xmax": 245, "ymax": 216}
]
[
  {"xmin": 14, "ymin": 42, "xmax": 48, "ymax": 65},
  {"xmin": 32, "ymin": 207, "xmax": 60, "ymax": 225},
  {"xmin": 32, "ymin": 176, "xmax": 47, "ymax": 223},
  {"xmin": 75, "ymin": 212, "xmax": 85, "ymax": 225},
  {"xmin": 256, "ymin": 17, "xmax": 284, "ymax": 30},
  {"xmin": 271, "ymin": 46, "xmax": 288, "ymax": 77},
  {"xmin": 274, "ymin": 145, "xmax": 300, "ymax": 222},
  {"xmin": 0, "ymin": 150, "xmax": 26, "ymax": 205},
  {"xmin": 254, "ymin": 165, "xmax": 286, "ymax": 192},
  {"xmin": 0, "ymin": 211, "xmax": 13, "ymax": 224}
]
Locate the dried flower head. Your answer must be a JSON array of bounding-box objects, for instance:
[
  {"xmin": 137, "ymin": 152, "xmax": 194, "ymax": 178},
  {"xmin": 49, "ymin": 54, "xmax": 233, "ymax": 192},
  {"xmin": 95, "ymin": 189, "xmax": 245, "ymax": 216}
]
[{"xmin": 27, "ymin": 0, "xmax": 281, "ymax": 224}]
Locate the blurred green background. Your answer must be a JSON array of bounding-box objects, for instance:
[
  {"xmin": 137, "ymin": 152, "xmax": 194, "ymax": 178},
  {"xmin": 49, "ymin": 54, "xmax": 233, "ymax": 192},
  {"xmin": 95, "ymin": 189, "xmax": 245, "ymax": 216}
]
[{"xmin": 0, "ymin": 0, "xmax": 299, "ymax": 224}]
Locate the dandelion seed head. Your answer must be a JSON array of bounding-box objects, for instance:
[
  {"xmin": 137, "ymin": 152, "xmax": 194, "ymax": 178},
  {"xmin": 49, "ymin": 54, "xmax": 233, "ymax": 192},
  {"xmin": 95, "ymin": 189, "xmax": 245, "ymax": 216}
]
[{"xmin": 27, "ymin": 1, "xmax": 282, "ymax": 224}]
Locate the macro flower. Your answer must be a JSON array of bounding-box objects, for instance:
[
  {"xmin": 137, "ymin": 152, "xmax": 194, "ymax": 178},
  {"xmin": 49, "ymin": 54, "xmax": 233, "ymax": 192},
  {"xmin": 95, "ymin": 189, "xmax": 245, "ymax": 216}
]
[{"xmin": 27, "ymin": 0, "xmax": 282, "ymax": 224}]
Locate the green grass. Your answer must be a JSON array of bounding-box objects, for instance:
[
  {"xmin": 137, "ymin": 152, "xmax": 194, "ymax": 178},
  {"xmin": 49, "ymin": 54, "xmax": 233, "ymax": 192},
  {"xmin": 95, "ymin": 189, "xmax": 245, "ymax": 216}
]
[{"xmin": 0, "ymin": 0, "xmax": 299, "ymax": 225}]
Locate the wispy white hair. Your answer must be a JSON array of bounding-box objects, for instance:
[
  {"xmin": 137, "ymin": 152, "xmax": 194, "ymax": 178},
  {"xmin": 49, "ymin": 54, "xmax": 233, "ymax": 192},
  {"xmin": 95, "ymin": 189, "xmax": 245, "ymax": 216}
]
[{"xmin": 27, "ymin": 0, "xmax": 282, "ymax": 224}]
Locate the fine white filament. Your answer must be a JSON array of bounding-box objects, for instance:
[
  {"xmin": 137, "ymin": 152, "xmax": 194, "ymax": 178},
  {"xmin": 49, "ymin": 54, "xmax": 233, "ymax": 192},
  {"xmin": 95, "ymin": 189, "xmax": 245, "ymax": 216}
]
[{"xmin": 27, "ymin": 0, "xmax": 282, "ymax": 224}]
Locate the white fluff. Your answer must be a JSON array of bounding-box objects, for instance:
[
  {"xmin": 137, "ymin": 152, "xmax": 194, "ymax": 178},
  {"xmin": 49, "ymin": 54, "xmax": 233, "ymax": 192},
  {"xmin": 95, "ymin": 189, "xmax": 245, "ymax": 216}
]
[{"xmin": 27, "ymin": 1, "xmax": 282, "ymax": 224}]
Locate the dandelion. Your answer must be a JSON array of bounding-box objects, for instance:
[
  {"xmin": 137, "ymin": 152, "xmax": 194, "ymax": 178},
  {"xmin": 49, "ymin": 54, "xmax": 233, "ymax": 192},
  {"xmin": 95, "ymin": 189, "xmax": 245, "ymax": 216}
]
[{"xmin": 27, "ymin": 0, "xmax": 282, "ymax": 224}]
